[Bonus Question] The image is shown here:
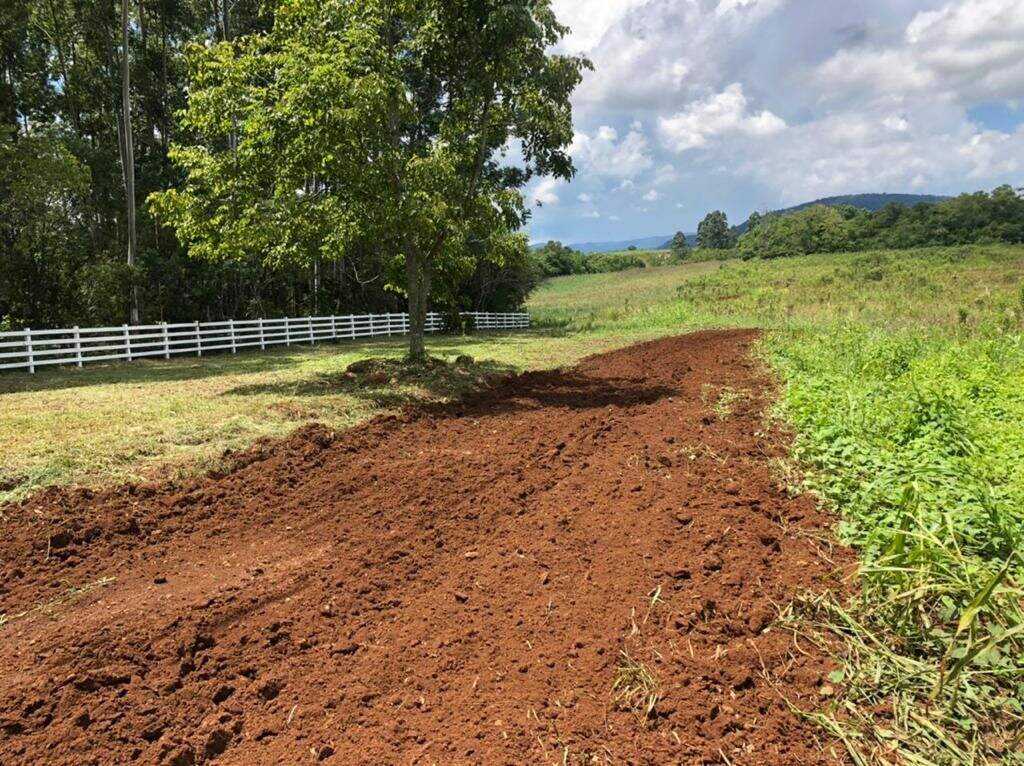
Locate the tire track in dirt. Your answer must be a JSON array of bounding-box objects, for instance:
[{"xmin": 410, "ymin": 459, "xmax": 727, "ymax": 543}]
[{"xmin": 0, "ymin": 329, "xmax": 852, "ymax": 765}]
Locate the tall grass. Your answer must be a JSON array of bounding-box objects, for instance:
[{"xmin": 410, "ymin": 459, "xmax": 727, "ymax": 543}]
[
  {"xmin": 769, "ymin": 327, "xmax": 1024, "ymax": 764},
  {"xmin": 531, "ymin": 243, "xmax": 1024, "ymax": 763}
]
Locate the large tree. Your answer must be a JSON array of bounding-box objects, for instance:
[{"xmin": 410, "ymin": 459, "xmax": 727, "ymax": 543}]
[
  {"xmin": 151, "ymin": 0, "xmax": 588, "ymax": 359},
  {"xmin": 696, "ymin": 210, "xmax": 735, "ymax": 249},
  {"xmin": 669, "ymin": 231, "xmax": 689, "ymax": 256}
]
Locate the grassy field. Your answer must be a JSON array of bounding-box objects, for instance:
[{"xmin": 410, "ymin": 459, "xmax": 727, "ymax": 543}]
[
  {"xmin": 536, "ymin": 243, "xmax": 1024, "ymax": 763},
  {"xmin": 3, "ymin": 243, "xmax": 1024, "ymax": 762}
]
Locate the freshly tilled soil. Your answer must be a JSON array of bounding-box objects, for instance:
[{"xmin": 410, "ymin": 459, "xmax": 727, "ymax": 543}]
[{"xmin": 0, "ymin": 330, "xmax": 850, "ymax": 764}]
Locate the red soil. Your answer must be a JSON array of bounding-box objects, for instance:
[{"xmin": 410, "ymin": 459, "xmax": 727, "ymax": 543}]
[{"xmin": 0, "ymin": 330, "xmax": 850, "ymax": 765}]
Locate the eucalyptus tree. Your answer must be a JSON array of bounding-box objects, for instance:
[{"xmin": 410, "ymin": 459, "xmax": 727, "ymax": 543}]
[{"xmin": 151, "ymin": 0, "xmax": 588, "ymax": 359}]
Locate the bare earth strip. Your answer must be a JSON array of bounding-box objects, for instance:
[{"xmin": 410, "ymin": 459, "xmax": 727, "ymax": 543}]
[{"xmin": 0, "ymin": 330, "xmax": 851, "ymax": 765}]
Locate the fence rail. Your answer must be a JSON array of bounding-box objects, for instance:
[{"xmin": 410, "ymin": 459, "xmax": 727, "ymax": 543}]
[{"xmin": 0, "ymin": 311, "xmax": 530, "ymax": 374}]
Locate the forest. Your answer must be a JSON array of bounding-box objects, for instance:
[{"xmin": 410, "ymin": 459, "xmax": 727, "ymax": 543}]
[{"xmin": 0, "ymin": 0, "xmax": 550, "ymax": 333}]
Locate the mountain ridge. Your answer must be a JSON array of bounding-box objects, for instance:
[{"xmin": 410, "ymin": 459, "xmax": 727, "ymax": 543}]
[{"xmin": 731, "ymin": 193, "xmax": 951, "ymax": 235}]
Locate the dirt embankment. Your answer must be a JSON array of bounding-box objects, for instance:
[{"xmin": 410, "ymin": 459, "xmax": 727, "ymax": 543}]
[{"xmin": 0, "ymin": 330, "xmax": 850, "ymax": 765}]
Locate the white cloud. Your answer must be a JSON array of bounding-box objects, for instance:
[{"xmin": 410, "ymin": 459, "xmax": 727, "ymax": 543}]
[
  {"xmin": 529, "ymin": 177, "xmax": 561, "ymax": 206},
  {"xmin": 570, "ymin": 0, "xmax": 788, "ymax": 116},
  {"xmin": 735, "ymin": 113, "xmax": 1024, "ymax": 203},
  {"xmin": 658, "ymin": 83, "xmax": 786, "ymax": 152},
  {"xmin": 653, "ymin": 163, "xmax": 678, "ymax": 186},
  {"xmin": 883, "ymin": 116, "xmax": 911, "ymax": 133},
  {"xmin": 817, "ymin": 0, "xmax": 1024, "ymax": 104},
  {"xmin": 643, "ymin": 189, "xmax": 659, "ymax": 201},
  {"xmin": 528, "ymin": 0, "xmax": 1024, "ymax": 243},
  {"xmin": 570, "ymin": 125, "xmax": 654, "ymax": 178},
  {"xmin": 549, "ymin": 0, "xmax": 645, "ymax": 54},
  {"xmin": 582, "ymin": 210, "xmax": 601, "ymax": 218}
]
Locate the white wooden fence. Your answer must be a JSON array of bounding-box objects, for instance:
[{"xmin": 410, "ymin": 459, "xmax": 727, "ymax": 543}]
[{"xmin": 0, "ymin": 311, "xmax": 529, "ymax": 374}]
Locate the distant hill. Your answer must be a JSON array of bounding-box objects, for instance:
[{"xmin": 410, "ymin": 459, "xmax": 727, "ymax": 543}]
[
  {"xmin": 733, "ymin": 193, "xmax": 950, "ymax": 234},
  {"xmin": 537, "ymin": 194, "xmax": 951, "ymax": 252},
  {"xmin": 533, "ymin": 235, "xmax": 675, "ymax": 253}
]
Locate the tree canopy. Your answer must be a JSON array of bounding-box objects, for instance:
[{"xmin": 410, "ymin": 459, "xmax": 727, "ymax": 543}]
[
  {"xmin": 669, "ymin": 231, "xmax": 689, "ymax": 255},
  {"xmin": 697, "ymin": 210, "xmax": 736, "ymax": 249},
  {"xmin": 737, "ymin": 186, "xmax": 1024, "ymax": 260},
  {"xmin": 150, "ymin": 0, "xmax": 589, "ymax": 358}
]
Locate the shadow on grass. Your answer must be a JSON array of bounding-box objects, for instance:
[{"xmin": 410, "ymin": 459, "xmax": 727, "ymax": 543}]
[
  {"xmin": 222, "ymin": 343, "xmax": 674, "ymax": 417},
  {"xmin": 0, "ymin": 333, "xmax": 557, "ymax": 395},
  {"xmin": 0, "ymin": 332, "xmax": 566, "ymax": 395},
  {"xmin": 435, "ymin": 368, "xmax": 676, "ymax": 416},
  {"xmin": 221, "ymin": 355, "xmax": 518, "ymax": 409}
]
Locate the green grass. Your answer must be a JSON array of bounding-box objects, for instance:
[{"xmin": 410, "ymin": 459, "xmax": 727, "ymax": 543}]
[
  {"xmin": 528, "ymin": 258, "xmax": 724, "ymax": 326},
  {"xmin": 534, "ymin": 243, "xmax": 1024, "ymax": 764},
  {"xmin": 3, "ymin": 242, "xmax": 1024, "ymax": 762}
]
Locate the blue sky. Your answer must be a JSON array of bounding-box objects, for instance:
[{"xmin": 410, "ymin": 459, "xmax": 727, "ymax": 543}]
[{"xmin": 523, "ymin": 0, "xmax": 1024, "ymax": 243}]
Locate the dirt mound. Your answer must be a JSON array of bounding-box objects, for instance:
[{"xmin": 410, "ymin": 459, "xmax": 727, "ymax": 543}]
[{"xmin": 0, "ymin": 330, "xmax": 851, "ymax": 764}]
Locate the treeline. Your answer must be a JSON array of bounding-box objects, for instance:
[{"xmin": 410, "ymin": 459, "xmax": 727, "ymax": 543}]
[
  {"xmin": 532, "ymin": 239, "xmax": 690, "ymax": 277},
  {"xmin": 736, "ymin": 185, "xmax": 1024, "ymax": 259},
  {"xmin": 0, "ymin": 0, "xmax": 536, "ymax": 331},
  {"xmin": 533, "ymin": 242, "xmax": 642, "ymax": 276}
]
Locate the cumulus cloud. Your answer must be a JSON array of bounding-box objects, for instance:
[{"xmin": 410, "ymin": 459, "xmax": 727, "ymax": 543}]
[
  {"xmin": 735, "ymin": 114, "xmax": 1024, "ymax": 203},
  {"xmin": 643, "ymin": 189, "xmax": 660, "ymax": 201},
  {"xmin": 529, "ymin": 177, "xmax": 561, "ymax": 206},
  {"xmin": 568, "ymin": 0, "xmax": 788, "ymax": 115},
  {"xmin": 527, "ymin": 0, "xmax": 1024, "ymax": 243},
  {"xmin": 817, "ymin": 0, "xmax": 1024, "ymax": 104},
  {"xmin": 658, "ymin": 84, "xmax": 786, "ymax": 152},
  {"xmin": 570, "ymin": 125, "xmax": 654, "ymax": 178},
  {"xmin": 653, "ymin": 164, "xmax": 678, "ymax": 186}
]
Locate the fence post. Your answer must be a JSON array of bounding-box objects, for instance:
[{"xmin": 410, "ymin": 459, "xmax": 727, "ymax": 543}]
[
  {"xmin": 348, "ymin": 315, "xmax": 355, "ymax": 339},
  {"xmin": 229, "ymin": 318, "xmax": 237, "ymax": 354},
  {"xmin": 285, "ymin": 317, "xmax": 291, "ymax": 346},
  {"xmin": 330, "ymin": 315, "xmax": 337, "ymax": 340},
  {"xmin": 195, "ymin": 320, "xmax": 202, "ymax": 357},
  {"xmin": 73, "ymin": 326, "xmax": 83, "ymax": 367},
  {"xmin": 123, "ymin": 324, "xmax": 132, "ymax": 362},
  {"xmin": 308, "ymin": 315, "xmax": 314, "ymax": 345},
  {"xmin": 24, "ymin": 328, "xmax": 34, "ymax": 374},
  {"xmin": 162, "ymin": 322, "xmax": 170, "ymax": 359},
  {"xmin": 258, "ymin": 317, "xmax": 265, "ymax": 350},
  {"xmin": 386, "ymin": 312, "xmax": 391, "ymax": 337}
]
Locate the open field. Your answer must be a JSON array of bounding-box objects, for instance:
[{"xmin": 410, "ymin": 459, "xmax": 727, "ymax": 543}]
[
  {"xmin": 534, "ymin": 244, "xmax": 1024, "ymax": 762},
  {"xmin": 0, "ymin": 332, "xmax": 849, "ymax": 764},
  {"xmin": 3, "ymin": 243, "xmax": 1024, "ymax": 763}
]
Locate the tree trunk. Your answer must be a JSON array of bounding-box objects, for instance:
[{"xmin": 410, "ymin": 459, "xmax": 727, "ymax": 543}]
[
  {"xmin": 405, "ymin": 250, "xmax": 430, "ymax": 362},
  {"xmin": 120, "ymin": 0, "xmax": 140, "ymax": 324}
]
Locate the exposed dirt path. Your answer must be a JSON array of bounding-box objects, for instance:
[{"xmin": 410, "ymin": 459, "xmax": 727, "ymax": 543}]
[{"xmin": 0, "ymin": 330, "xmax": 850, "ymax": 765}]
